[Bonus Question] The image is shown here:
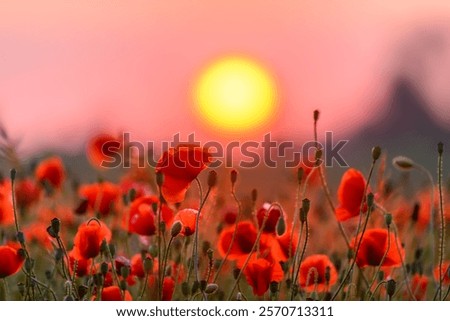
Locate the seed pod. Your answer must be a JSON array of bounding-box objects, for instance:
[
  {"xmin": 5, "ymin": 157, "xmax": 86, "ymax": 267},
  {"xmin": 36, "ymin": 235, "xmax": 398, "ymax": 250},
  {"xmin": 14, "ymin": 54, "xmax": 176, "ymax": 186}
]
[
  {"xmin": 372, "ymin": 146, "xmax": 381, "ymax": 161},
  {"xmin": 230, "ymin": 170, "xmax": 238, "ymax": 185},
  {"xmin": 171, "ymin": 221, "xmax": 182, "ymax": 237},
  {"xmin": 208, "ymin": 170, "xmax": 217, "ymax": 188}
]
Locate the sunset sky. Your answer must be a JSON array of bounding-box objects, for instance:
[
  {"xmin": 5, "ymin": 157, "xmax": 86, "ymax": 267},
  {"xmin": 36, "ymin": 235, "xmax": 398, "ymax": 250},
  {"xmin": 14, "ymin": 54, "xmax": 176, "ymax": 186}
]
[{"xmin": 1, "ymin": 1, "xmax": 450, "ymax": 156}]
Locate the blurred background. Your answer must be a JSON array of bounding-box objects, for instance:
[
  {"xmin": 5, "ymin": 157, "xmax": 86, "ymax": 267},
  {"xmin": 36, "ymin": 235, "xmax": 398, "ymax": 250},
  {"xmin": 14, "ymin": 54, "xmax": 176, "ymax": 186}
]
[{"xmin": 1, "ymin": 0, "xmax": 450, "ymax": 189}]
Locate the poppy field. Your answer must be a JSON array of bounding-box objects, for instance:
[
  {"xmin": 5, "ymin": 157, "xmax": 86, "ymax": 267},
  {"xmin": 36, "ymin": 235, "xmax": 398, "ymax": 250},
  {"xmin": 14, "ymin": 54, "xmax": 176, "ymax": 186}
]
[{"xmin": 0, "ymin": 111, "xmax": 449, "ymax": 301}]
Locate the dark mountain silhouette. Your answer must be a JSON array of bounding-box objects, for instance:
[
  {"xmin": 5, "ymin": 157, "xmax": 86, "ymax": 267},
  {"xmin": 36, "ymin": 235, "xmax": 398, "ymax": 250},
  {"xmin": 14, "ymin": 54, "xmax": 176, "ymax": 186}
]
[{"xmin": 343, "ymin": 77, "xmax": 450, "ymax": 170}]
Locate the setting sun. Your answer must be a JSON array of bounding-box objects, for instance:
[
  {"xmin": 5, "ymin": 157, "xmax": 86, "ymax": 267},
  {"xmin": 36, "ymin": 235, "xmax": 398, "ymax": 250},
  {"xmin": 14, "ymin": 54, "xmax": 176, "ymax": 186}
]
[{"xmin": 194, "ymin": 56, "xmax": 278, "ymax": 133}]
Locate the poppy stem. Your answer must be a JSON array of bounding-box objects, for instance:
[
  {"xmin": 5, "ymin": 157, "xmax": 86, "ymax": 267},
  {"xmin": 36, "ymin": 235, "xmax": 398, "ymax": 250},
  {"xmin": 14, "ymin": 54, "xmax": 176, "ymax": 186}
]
[
  {"xmin": 138, "ymin": 269, "xmax": 150, "ymax": 301},
  {"xmin": 0, "ymin": 278, "xmax": 7, "ymax": 300},
  {"xmin": 104, "ymin": 239, "xmax": 123, "ymax": 299},
  {"xmin": 367, "ymin": 280, "xmax": 387, "ymax": 301},
  {"xmin": 291, "ymin": 219, "xmax": 309, "ymax": 300},
  {"xmin": 213, "ymin": 181, "xmax": 242, "ymax": 283},
  {"xmin": 290, "ymin": 221, "xmax": 304, "ymax": 290},
  {"xmin": 156, "ymin": 188, "xmax": 163, "ymax": 300},
  {"xmin": 331, "ymin": 193, "xmax": 373, "ymax": 301},
  {"xmin": 436, "ymin": 143, "xmax": 445, "ymax": 301},
  {"xmin": 192, "ymin": 180, "xmax": 212, "ymax": 301},
  {"xmin": 160, "ymin": 236, "xmax": 174, "ymax": 299}
]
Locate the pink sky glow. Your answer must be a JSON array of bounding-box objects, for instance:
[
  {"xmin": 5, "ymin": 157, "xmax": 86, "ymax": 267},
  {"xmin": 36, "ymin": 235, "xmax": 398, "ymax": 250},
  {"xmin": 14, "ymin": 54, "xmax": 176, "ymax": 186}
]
[{"xmin": 1, "ymin": 1, "xmax": 450, "ymax": 155}]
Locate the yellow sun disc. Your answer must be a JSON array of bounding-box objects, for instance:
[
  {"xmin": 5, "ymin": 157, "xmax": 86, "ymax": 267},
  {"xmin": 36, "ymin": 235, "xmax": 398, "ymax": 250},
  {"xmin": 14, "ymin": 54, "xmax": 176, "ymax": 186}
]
[{"xmin": 194, "ymin": 56, "xmax": 278, "ymax": 133}]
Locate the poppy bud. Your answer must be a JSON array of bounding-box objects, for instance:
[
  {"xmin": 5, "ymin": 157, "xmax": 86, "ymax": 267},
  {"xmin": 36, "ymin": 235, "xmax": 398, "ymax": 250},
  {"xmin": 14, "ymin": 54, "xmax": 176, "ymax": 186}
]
[
  {"xmin": 138, "ymin": 258, "xmax": 150, "ymax": 276},
  {"xmin": 325, "ymin": 266, "xmax": 331, "ymax": 284},
  {"xmin": 200, "ymin": 279, "xmax": 207, "ymax": 291},
  {"xmin": 207, "ymin": 170, "xmax": 217, "ymax": 188},
  {"xmin": 181, "ymin": 282, "xmax": 189, "ymax": 297},
  {"xmin": 412, "ymin": 203, "xmax": 420, "ymax": 223},
  {"xmin": 201, "ymin": 241, "xmax": 211, "ymax": 256},
  {"xmin": 230, "ymin": 169, "xmax": 238, "ymax": 186},
  {"xmin": 120, "ymin": 266, "xmax": 130, "ymax": 279},
  {"xmin": 236, "ymin": 292, "xmax": 243, "ymax": 301},
  {"xmin": 207, "ymin": 248, "xmax": 214, "ymax": 260},
  {"xmin": 276, "ymin": 215, "xmax": 286, "ymax": 236},
  {"xmin": 64, "ymin": 295, "xmax": 74, "ymax": 301},
  {"xmin": 159, "ymin": 221, "xmax": 166, "ymax": 234},
  {"xmin": 233, "ymin": 268, "xmax": 240, "ymax": 280},
  {"xmin": 93, "ymin": 273, "xmax": 103, "ymax": 287},
  {"xmin": 17, "ymin": 248, "xmax": 26, "ymax": 260},
  {"xmin": 438, "ymin": 142, "xmax": 444, "ymax": 155},
  {"xmin": 372, "ymin": 146, "xmax": 381, "ymax": 161},
  {"xmin": 302, "ymin": 198, "xmax": 310, "ymax": 215},
  {"xmin": 45, "ymin": 270, "xmax": 52, "ymax": 280},
  {"xmin": 54, "ymin": 248, "xmax": 63, "ymax": 261},
  {"xmin": 100, "ymin": 262, "xmax": 109, "ymax": 276},
  {"xmin": 148, "ymin": 244, "xmax": 158, "ymax": 258},
  {"xmin": 377, "ymin": 270, "xmax": 384, "ymax": 282},
  {"xmin": 386, "ymin": 279, "xmax": 396, "ymax": 298},
  {"xmin": 270, "ymin": 281, "xmax": 279, "ymax": 293},
  {"xmin": 25, "ymin": 258, "xmax": 34, "ymax": 273},
  {"xmin": 286, "ymin": 278, "xmax": 292, "ymax": 289},
  {"xmin": 129, "ymin": 188, "xmax": 136, "ymax": 202},
  {"xmin": 191, "ymin": 280, "xmax": 200, "ymax": 294},
  {"xmin": 384, "ymin": 213, "xmax": 392, "ymax": 227},
  {"xmin": 10, "ymin": 168, "xmax": 16, "ymax": 181},
  {"xmin": 100, "ymin": 239, "xmax": 108, "ymax": 254},
  {"xmin": 205, "ymin": 283, "xmax": 218, "ymax": 295},
  {"xmin": 120, "ymin": 279, "xmax": 127, "ymax": 291},
  {"xmin": 17, "ymin": 282, "xmax": 25, "ymax": 297},
  {"xmin": 297, "ymin": 167, "xmax": 304, "ymax": 184},
  {"xmin": 156, "ymin": 171, "xmax": 164, "ymax": 187},
  {"xmin": 16, "ymin": 231, "xmax": 25, "ymax": 244},
  {"xmin": 315, "ymin": 149, "xmax": 323, "ymax": 163},
  {"xmin": 151, "ymin": 201, "xmax": 158, "ymax": 214},
  {"xmin": 109, "ymin": 243, "xmax": 116, "ymax": 257},
  {"xmin": 51, "ymin": 218, "xmax": 61, "ymax": 236},
  {"xmin": 74, "ymin": 198, "xmax": 89, "ymax": 215},
  {"xmin": 392, "ymin": 156, "xmax": 414, "ymax": 170},
  {"xmin": 313, "ymin": 110, "xmax": 320, "ymax": 122},
  {"xmin": 171, "ymin": 221, "xmax": 182, "ymax": 237},
  {"xmin": 366, "ymin": 193, "xmax": 374, "ymax": 209},
  {"xmin": 251, "ymin": 189, "xmax": 258, "ymax": 203}
]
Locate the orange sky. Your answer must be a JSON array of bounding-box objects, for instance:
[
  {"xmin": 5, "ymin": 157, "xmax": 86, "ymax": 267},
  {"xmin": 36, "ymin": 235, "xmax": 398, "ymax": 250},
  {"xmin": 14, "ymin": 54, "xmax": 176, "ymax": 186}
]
[{"xmin": 1, "ymin": 1, "xmax": 450, "ymax": 155}]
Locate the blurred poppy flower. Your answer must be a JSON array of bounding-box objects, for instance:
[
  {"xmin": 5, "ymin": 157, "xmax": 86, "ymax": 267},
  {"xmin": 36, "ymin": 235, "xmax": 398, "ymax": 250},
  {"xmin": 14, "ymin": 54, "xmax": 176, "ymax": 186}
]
[
  {"xmin": 156, "ymin": 145, "xmax": 211, "ymax": 203},
  {"xmin": 223, "ymin": 210, "xmax": 237, "ymax": 225},
  {"xmin": 172, "ymin": 209, "xmax": 198, "ymax": 236},
  {"xmin": 257, "ymin": 203, "xmax": 282, "ymax": 234},
  {"xmin": 78, "ymin": 181, "xmax": 120, "ymax": 217},
  {"xmin": 73, "ymin": 220, "xmax": 112, "ymax": 259},
  {"xmin": 243, "ymin": 255, "xmax": 283, "ymax": 296},
  {"xmin": 86, "ymin": 134, "xmax": 122, "ymax": 169},
  {"xmin": 162, "ymin": 276, "xmax": 175, "ymax": 301},
  {"xmin": 0, "ymin": 181, "xmax": 14, "ymax": 226},
  {"xmin": 335, "ymin": 169, "xmax": 367, "ymax": 221},
  {"xmin": 410, "ymin": 274, "xmax": 428, "ymax": 300},
  {"xmin": 99, "ymin": 286, "xmax": 132, "ymax": 301},
  {"xmin": 264, "ymin": 226, "xmax": 298, "ymax": 263},
  {"xmin": 127, "ymin": 196, "xmax": 174, "ymax": 236},
  {"xmin": 68, "ymin": 249, "xmax": 92, "ymax": 277},
  {"xmin": 351, "ymin": 229, "xmax": 404, "ymax": 267},
  {"xmin": 218, "ymin": 221, "xmax": 257, "ymax": 261},
  {"xmin": 23, "ymin": 223, "xmax": 52, "ymax": 250},
  {"xmin": 0, "ymin": 244, "xmax": 25, "ymax": 278},
  {"xmin": 131, "ymin": 253, "xmax": 151, "ymax": 278},
  {"xmin": 299, "ymin": 254, "xmax": 338, "ymax": 292},
  {"xmin": 35, "ymin": 156, "xmax": 65, "ymax": 189},
  {"xmin": 15, "ymin": 179, "xmax": 40, "ymax": 209},
  {"xmin": 433, "ymin": 261, "xmax": 450, "ymax": 285}
]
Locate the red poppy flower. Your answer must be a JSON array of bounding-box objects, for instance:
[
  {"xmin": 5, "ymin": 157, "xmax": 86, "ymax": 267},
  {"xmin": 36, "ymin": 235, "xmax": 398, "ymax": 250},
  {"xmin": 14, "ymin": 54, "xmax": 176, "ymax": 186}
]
[
  {"xmin": 218, "ymin": 221, "xmax": 257, "ymax": 261},
  {"xmin": 35, "ymin": 156, "xmax": 66, "ymax": 189},
  {"xmin": 243, "ymin": 255, "xmax": 283, "ymax": 296},
  {"xmin": 131, "ymin": 253, "xmax": 151, "ymax": 278},
  {"xmin": 162, "ymin": 276, "xmax": 175, "ymax": 301},
  {"xmin": 73, "ymin": 220, "xmax": 112, "ymax": 259},
  {"xmin": 86, "ymin": 134, "xmax": 122, "ymax": 169},
  {"xmin": 156, "ymin": 145, "xmax": 212, "ymax": 203},
  {"xmin": 351, "ymin": 229, "xmax": 404, "ymax": 267},
  {"xmin": 0, "ymin": 181, "xmax": 14, "ymax": 226},
  {"xmin": 433, "ymin": 261, "xmax": 450, "ymax": 285},
  {"xmin": 335, "ymin": 168, "xmax": 367, "ymax": 221},
  {"xmin": 127, "ymin": 196, "xmax": 174, "ymax": 236},
  {"xmin": 15, "ymin": 179, "xmax": 40, "ymax": 208},
  {"xmin": 99, "ymin": 286, "xmax": 132, "ymax": 301},
  {"xmin": 261, "ymin": 227, "xmax": 298, "ymax": 263},
  {"xmin": 223, "ymin": 210, "xmax": 237, "ymax": 225},
  {"xmin": 410, "ymin": 274, "xmax": 428, "ymax": 300},
  {"xmin": 299, "ymin": 254, "xmax": 338, "ymax": 292},
  {"xmin": 68, "ymin": 249, "xmax": 92, "ymax": 277},
  {"xmin": 0, "ymin": 244, "xmax": 25, "ymax": 278},
  {"xmin": 257, "ymin": 203, "xmax": 283, "ymax": 234},
  {"xmin": 78, "ymin": 181, "xmax": 120, "ymax": 217},
  {"xmin": 172, "ymin": 209, "xmax": 198, "ymax": 236}
]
